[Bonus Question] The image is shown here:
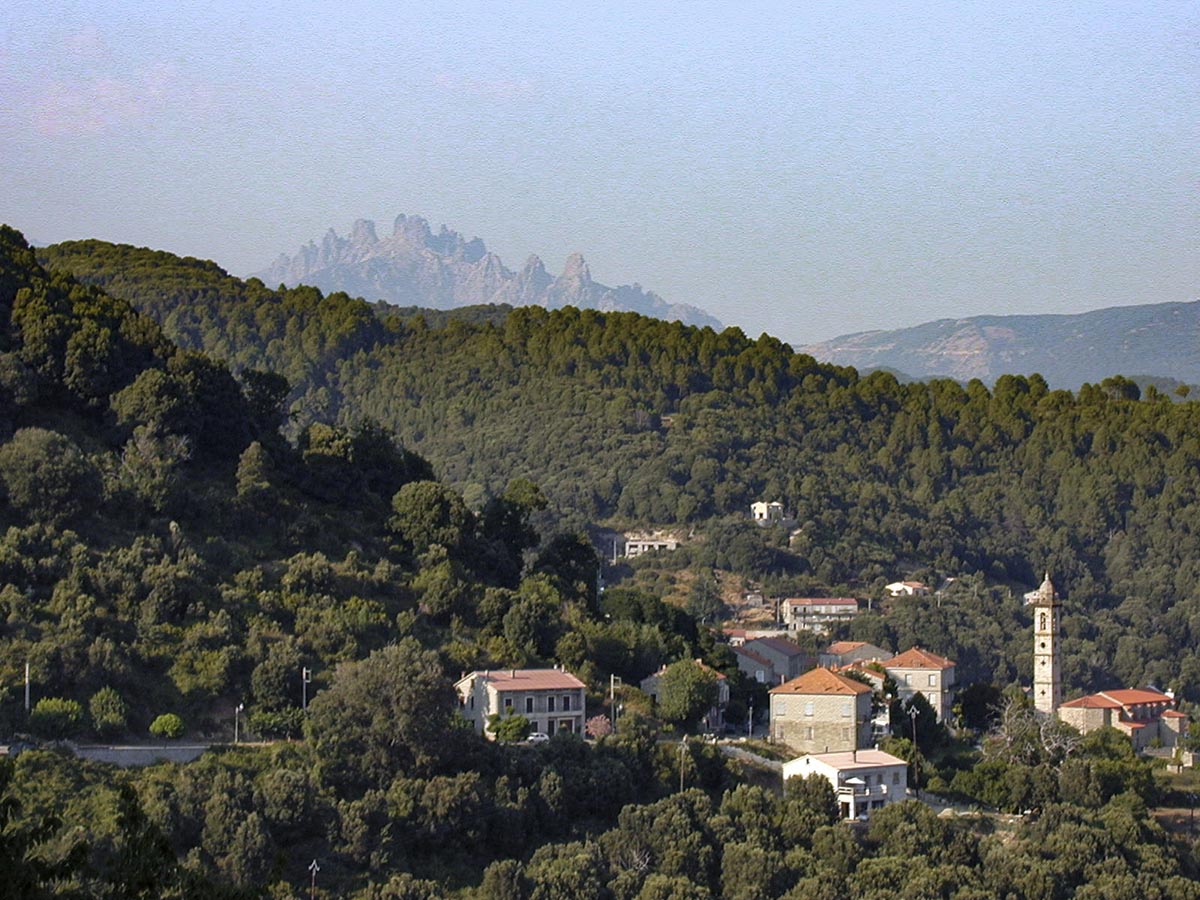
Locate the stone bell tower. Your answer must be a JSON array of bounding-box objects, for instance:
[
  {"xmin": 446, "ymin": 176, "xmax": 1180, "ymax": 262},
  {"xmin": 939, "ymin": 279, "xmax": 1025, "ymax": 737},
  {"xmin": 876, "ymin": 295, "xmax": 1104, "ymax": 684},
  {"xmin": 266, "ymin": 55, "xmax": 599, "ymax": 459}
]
[{"xmin": 1032, "ymin": 572, "xmax": 1062, "ymax": 715}]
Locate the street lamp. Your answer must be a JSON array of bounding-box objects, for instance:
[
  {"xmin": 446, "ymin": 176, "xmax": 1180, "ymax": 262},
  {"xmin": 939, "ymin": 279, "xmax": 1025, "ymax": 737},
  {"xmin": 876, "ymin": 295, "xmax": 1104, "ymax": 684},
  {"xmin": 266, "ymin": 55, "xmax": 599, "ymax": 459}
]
[
  {"xmin": 302, "ymin": 667, "xmax": 312, "ymax": 712},
  {"xmin": 234, "ymin": 703, "xmax": 245, "ymax": 744},
  {"xmin": 679, "ymin": 737, "xmax": 687, "ymax": 792},
  {"xmin": 308, "ymin": 859, "xmax": 320, "ymax": 900}
]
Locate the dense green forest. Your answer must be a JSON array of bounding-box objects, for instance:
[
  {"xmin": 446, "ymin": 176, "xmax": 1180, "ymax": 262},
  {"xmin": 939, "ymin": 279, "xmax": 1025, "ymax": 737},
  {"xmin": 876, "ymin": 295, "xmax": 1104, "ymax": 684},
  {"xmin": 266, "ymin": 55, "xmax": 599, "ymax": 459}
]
[
  {"xmin": 38, "ymin": 238, "xmax": 1200, "ymax": 700},
  {"xmin": 0, "ymin": 227, "xmax": 1195, "ymax": 897}
]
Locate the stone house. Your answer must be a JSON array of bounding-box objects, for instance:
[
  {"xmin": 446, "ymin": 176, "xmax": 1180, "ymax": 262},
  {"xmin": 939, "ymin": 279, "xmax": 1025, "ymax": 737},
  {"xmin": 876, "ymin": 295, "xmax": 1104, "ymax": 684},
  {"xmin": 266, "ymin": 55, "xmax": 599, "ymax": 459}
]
[
  {"xmin": 885, "ymin": 581, "xmax": 930, "ymax": 597},
  {"xmin": 455, "ymin": 668, "xmax": 586, "ymax": 737},
  {"xmin": 782, "ymin": 749, "xmax": 908, "ymax": 820},
  {"xmin": 742, "ymin": 636, "xmax": 814, "ymax": 684},
  {"xmin": 1058, "ymin": 688, "xmax": 1189, "ymax": 752},
  {"xmin": 751, "ymin": 500, "xmax": 785, "ymax": 523},
  {"xmin": 769, "ymin": 667, "xmax": 874, "ymax": 753},
  {"xmin": 882, "ymin": 647, "xmax": 956, "ymax": 722}
]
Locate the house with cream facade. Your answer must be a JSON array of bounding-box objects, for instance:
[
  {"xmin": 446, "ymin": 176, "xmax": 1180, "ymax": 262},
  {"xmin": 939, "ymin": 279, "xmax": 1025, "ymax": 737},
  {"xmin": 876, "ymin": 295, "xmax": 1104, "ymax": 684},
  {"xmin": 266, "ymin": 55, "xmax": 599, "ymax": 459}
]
[
  {"xmin": 782, "ymin": 749, "xmax": 908, "ymax": 820},
  {"xmin": 455, "ymin": 668, "xmax": 586, "ymax": 738},
  {"xmin": 769, "ymin": 667, "xmax": 874, "ymax": 753},
  {"xmin": 1058, "ymin": 688, "xmax": 1189, "ymax": 752},
  {"xmin": 883, "ymin": 647, "xmax": 956, "ymax": 722}
]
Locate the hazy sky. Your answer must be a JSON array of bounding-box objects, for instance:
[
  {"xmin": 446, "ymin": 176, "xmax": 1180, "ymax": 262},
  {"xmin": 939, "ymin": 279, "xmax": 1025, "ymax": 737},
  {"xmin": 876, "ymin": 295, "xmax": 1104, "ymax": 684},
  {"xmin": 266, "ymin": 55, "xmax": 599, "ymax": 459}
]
[{"xmin": 2, "ymin": 2, "xmax": 1196, "ymax": 342}]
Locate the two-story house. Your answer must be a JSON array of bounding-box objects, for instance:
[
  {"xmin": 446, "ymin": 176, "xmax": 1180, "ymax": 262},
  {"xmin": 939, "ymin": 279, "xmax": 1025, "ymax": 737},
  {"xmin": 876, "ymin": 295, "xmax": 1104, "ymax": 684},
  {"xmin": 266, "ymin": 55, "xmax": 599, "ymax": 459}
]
[
  {"xmin": 782, "ymin": 749, "xmax": 908, "ymax": 820},
  {"xmin": 641, "ymin": 659, "xmax": 730, "ymax": 732},
  {"xmin": 769, "ymin": 667, "xmax": 874, "ymax": 753},
  {"xmin": 882, "ymin": 647, "xmax": 956, "ymax": 722},
  {"xmin": 739, "ymin": 636, "xmax": 814, "ymax": 684},
  {"xmin": 455, "ymin": 668, "xmax": 586, "ymax": 738}
]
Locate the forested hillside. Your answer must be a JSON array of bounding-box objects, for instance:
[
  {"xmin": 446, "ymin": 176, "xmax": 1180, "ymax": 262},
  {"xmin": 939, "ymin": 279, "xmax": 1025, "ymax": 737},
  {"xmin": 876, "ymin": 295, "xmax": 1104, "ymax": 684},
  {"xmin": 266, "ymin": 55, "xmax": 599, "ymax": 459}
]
[{"xmin": 2, "ymin": 228, "xmax": 1199, "ymax": 897}]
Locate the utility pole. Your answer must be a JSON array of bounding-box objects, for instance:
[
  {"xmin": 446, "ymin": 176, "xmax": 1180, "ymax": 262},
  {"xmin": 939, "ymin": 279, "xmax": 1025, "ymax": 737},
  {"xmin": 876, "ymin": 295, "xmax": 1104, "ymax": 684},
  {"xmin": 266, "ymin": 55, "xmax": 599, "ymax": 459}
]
[
  {"xmin": 234, "ymin": 703, "xmax": 244, "ymax": 744},
  {"xmin": 302, "ymin": 667, "xmax": 312, "ymax": 712},
  {"xmin": 24, "ymin": 660, "xmax": 30, "ymax": 712},
  {"xmin": 679, "ymin": 737, "xmax": 687, "ymax": 792},
  {"xmin": 609, "ymin": 674, "xmax": 622, "ymax": 734},
  {"xmin": 747, "ymin": 702, "xmax": 754, "ymax": 739}
]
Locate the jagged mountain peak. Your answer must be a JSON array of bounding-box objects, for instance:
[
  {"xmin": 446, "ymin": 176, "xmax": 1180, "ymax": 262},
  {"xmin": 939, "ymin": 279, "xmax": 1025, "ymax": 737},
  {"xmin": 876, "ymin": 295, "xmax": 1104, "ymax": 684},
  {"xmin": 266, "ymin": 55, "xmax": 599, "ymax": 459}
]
[{"xmin": 255, "ymin": 215, "xmax": 722, "ymax": 327}]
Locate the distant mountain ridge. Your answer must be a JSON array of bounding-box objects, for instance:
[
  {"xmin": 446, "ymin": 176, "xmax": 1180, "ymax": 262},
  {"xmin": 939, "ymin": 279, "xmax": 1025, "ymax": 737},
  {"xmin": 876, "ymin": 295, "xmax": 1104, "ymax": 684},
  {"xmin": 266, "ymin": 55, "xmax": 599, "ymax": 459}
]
[
  {"xmin": 256, "ymin": 214, "xmax": 722, "ymax": 329},
  {"xmin": 799, "ymin": 300, "xmax": 1200, "ymax": 388}
]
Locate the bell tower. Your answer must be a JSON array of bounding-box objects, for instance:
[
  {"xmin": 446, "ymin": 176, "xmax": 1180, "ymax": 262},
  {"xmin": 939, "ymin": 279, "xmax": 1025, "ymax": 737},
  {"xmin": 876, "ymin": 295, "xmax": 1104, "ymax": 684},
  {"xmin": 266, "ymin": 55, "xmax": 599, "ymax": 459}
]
[{"xmin": 1032, "ymin": 572, "xmax": 1062, "ymax": 715}]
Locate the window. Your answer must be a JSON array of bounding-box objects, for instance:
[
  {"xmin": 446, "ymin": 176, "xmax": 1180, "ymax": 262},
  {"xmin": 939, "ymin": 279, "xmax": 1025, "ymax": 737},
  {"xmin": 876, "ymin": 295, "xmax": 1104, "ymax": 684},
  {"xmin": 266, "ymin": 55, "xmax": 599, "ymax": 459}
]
[
  {"xmin": 562, "ymin": 694, "xmax": 571, "ymax": 711},
  {"xmin": 842, "ymin": 727, "xmax": 850, "ymax": 741},
  {"xmin": 928, "ymin": 674, "xmax": 937, "ymax": 687},
  {"xmin": 503, "ymin": 697, "xmax": 513, "ymax": 712},
  {"xmin": 841, "ymin": 701, "xmax": 851, "ymax": 717},
  {"xmin": 904, "ymin": 674, "xmax": 911, "ymax": 686},
  {"xmin": 892, "ymin": 772, "xmax": 900, "ymax": 785},
  {"xmin": 468, "ymin": 695, "xmax": 474, "ymax": 710},
  {"xmin": 805, "ymin": 726, "xmax": 814, "ymax": 740},
  {"xmin": 525, "ymin": 697, "xmax": 534, "ymax": 714},
  {"xmin": 547, "ymin": 696, "xmax": 556, "ymax": 712},
  {"xmin": 804, "ymin": 701, "xmax": 814, "ymax": 717}
]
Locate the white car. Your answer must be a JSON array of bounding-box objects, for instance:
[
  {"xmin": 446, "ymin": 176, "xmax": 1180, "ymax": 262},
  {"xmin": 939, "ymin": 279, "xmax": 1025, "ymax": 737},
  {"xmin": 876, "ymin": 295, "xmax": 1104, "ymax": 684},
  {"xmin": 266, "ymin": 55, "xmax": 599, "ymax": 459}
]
[{"xmin": 527, "ymin": 732, "xmax": 551, "ymax": 743}]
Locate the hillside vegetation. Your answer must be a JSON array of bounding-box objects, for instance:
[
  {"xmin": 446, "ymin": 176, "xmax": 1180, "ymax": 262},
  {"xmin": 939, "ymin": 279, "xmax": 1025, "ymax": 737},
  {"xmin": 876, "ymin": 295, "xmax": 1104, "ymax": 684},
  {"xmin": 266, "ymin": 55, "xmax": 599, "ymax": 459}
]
[{"xmin": 0, "ymin": 228, "xmax": 1196, "ymax": 897}]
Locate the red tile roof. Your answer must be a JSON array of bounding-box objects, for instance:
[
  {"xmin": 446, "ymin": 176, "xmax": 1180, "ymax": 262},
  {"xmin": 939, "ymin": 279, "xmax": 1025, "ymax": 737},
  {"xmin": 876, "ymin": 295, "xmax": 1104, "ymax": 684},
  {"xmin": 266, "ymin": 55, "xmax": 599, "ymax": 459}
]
[
  {"xmin": 1162, "ymin": 710, "xmax": 1188, "ymax": 719},
  {"xmin": 472, "ymin": 669, "xmax": 585, "ymax": 691},
  {"xmin": 826, "ymin": 641, "xmax": 866, "ymax": 654},
  {"xmin": 884, "ymin": 647, "xmax": 955, "ymax": 670},
  {"xmin": 785, "ymin": 597, "xmax": 859, "ymax": 607},
  {"xmin": 1100, "ymin": 688, "xmax": 1171, "ymax": 706},
  {"xmin": 770, "ymin": 667, "xmax": 873, "ymax": 696},
  {"xmin": 1060, "ymin": 694, "xmax": 1122, "ymax": 710}
]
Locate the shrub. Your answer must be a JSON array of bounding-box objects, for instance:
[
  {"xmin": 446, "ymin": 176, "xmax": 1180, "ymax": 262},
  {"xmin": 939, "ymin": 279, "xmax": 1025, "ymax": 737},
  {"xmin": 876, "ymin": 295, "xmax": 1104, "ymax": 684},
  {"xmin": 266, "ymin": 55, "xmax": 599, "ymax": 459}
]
[
  {"xmin": 28, "ymin": 697, "xmax": 84, "ymax": 739},
  {"xmin": 149, "ymin": 713, "xmax": 185, "ymax": 739},
  {"xmin": 89, "ymin": 687, "xmax": 128, "ymax": 737}
]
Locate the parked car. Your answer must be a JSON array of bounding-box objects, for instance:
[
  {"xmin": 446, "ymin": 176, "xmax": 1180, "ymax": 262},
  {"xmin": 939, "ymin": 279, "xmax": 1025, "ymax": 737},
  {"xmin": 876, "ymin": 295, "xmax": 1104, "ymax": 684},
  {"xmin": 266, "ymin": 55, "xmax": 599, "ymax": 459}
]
[{"xmin": 527, "ymin": 732, "xmax": 550, "ymax": 743}]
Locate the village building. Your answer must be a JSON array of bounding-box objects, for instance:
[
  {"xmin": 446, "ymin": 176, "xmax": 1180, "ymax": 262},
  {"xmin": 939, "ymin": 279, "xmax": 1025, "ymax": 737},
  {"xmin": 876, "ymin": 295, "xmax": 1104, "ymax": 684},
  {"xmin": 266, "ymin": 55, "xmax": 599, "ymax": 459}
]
[
  {"xmin": 819, "ymin": 640, "xmax": 890, "ymax": 669},
  {"xmin": 739, "ymin": 636, "xmax": 814, "ymax": 684},
  {"xmin": 782, "ymin": 749, "xmax": 908, "ymax": 820},
  {"xmin": 623, "ymin": 533, "xmax": 680, "ymax": 558},
  {"xmin": 732, "ymin": 645, "xmax": 777, "ymax": 684},
  {"xmin": 882, "ymin": 647, "xmax": 957, "ymax": 722},
  {"xmin": 455, "ymin": 668, "xmax": 586, "ymax": 738},
  {"xmin": 782, "ymin": 597, "xmax": 859, "ymax": 634},
  {"xmin": 885, "ymin": 581, "xmax": 931, "ymax": 597},
  {"xmin": 1058, "ymin": 689, "xmax": 1189, "ymax": 752},
  {"xmin": 723, "ymin": 627, "xmax": 790, "ymax": 647},
  {"xmin": 750, "ymin": 500, "xmax": 785, "ymax": 524},
  {"xmin": 641, "ymin": 659, "xmax": 730, "ymax": 732},
  {"xmin": 769, "ymin": 667, "xmax": 874, "ymax": 753}
]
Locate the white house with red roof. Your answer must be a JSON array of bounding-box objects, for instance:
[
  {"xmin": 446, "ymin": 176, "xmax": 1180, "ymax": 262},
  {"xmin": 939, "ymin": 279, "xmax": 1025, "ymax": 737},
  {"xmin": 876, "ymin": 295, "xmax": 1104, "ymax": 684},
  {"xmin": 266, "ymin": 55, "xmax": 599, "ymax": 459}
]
[
  {"xmin": 883, "ymin": 647, "xmax": 957, "ymax": 722},
  {"xmin": 769, "ymin": 667, "xmax": 874, "ymax": 753},
  {"xmin": 455, "ymin": 668, "xmax": 586, "ymax": 738},
  {"xmin": 1057, "ymin": 688, "xmax": 1189, "ymax": 752},
  {"xmin": 783, "ymin": 749, "xmax": 908, "ymax": 820},
  {"xmin": 782, "ymin": 597, "xmax": 859, "ymax": 634}
]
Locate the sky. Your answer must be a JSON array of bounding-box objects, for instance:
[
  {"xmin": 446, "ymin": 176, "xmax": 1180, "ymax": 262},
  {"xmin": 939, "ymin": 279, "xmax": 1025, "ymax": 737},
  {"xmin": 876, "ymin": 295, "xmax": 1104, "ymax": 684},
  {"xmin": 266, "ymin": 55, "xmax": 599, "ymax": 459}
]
[{"xmin": 1, "ymin": 1, "xmax": 1196, "ymax": 343}]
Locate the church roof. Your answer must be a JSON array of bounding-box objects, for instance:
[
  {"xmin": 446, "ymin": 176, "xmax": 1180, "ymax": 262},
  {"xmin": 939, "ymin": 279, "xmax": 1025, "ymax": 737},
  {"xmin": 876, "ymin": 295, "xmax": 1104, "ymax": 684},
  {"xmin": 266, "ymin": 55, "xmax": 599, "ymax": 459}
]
[
  {"xmin": 884, "ymin": 647, "xmax": 955, "ymax": 670},
  {"xmin": 770, "ymin": 667, "xmax": 872, "ymax": 696}
]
